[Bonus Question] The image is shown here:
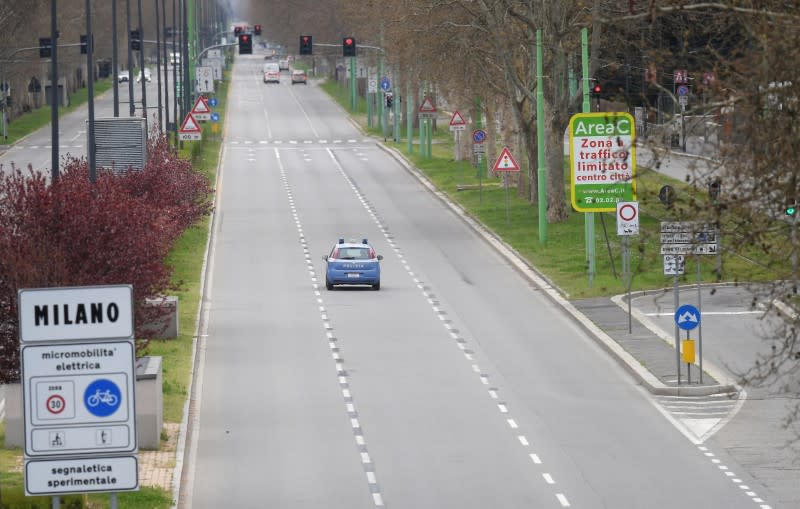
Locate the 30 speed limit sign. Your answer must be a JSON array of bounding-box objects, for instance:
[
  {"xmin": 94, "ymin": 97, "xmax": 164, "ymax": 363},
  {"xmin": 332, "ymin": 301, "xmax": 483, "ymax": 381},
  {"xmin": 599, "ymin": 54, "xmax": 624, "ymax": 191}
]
[{"xmin": 616, "ymin": 201, "xmax": 639, "ymax": 236}]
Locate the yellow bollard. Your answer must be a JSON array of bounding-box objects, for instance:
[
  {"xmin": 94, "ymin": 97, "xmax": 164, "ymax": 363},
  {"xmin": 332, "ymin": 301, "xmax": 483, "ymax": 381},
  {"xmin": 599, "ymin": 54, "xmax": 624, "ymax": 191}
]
[{"xmin": 682, "ymin": 339, "xmax": 696, "ymax": 364}]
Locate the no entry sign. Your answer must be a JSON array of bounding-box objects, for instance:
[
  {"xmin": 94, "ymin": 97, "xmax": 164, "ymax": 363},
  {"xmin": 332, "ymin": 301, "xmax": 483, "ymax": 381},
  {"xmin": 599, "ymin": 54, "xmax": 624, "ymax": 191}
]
[
  {"xmin": 616, "ymin": 201, "xmax": 639, "ymax": 236},
  {"xmin": 569, "ymin": 112, "xmax": 637, "ymax": 212}
]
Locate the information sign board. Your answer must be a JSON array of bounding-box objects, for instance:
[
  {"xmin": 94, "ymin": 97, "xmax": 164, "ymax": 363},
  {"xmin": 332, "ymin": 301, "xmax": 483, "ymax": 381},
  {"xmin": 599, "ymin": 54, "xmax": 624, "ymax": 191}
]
[
  {"xmin": 569, "ymin": 112, "xmax": 636, "ymax": 212},
  {"xmin": 18, "ymin": 286, "xmax": 133, "ymax": 343},
  {"xmin": 22, "ymin": 341, "xmax": 137, "ymax": 457},
  {"xmin": 25, "ymin": 455, "xmax": 138, "ymax": 496}
]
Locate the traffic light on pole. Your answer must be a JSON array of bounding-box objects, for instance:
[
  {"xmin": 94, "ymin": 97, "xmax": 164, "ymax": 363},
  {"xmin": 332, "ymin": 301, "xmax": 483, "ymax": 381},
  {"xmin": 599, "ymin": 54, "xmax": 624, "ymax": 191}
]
[
  {"xmin": 238, "ymin": 33, "xmax": 252, "ymax": 55},
  {"xmin": 130, "ymin": 29, "xmax": 141, "ymax": 51},
  {"xmin": 299, "ymin": 35, "xmax": 313, "ymax": 55},
  {"xmin": 39, "ymin": 37, "xmax": 52, "ymax": 58},
  {"xmin": 343, "ymin": 37, "xmax": 356, "ymax": 57},
  {"xmin": 592, "ymin": 80, "xmax": 602, "ymax": 96},
  {"xmin": 80, "ymin": 34, "xmax": 92, "ymax": 55},
  {"xmin": 786, "ymin": 202, "xmax": 798, "ymax": 217}
]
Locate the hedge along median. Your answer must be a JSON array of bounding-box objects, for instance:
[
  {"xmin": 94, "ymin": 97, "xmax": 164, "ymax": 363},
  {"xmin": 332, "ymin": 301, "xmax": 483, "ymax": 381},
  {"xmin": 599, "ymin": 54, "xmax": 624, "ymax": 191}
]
[{"xmin": 0, "ymin": 69, "xmax": 230, "ymax": 508}]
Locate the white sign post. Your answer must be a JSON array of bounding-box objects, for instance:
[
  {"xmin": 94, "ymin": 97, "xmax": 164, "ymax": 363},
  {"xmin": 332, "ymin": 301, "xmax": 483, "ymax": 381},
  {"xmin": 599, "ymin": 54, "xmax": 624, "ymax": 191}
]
[
  {"xmin": 615, "ymin": 202, "xmax": 639, "ymax": 332},
  {"xmin": 18, "ymin": 285, "xmax": 139, "ymax": 497},
  {"xmin": 195, "ymin": 66, "xmax": 214, "ymax": 94}
]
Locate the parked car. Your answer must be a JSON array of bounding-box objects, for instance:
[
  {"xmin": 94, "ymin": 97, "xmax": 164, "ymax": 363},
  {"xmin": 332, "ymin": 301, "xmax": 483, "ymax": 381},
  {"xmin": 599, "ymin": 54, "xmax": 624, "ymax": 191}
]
[
  {"xmin": 291, "ymin": 70, "xmax": 307, "ymax": 85},
  {"xmin": 117, "ymin": 70, "xmax": 130, "ymax": 83}
]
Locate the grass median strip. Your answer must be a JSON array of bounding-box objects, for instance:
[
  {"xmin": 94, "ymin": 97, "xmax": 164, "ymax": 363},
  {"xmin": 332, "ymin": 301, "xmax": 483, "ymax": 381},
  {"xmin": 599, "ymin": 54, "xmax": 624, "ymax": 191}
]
[{"xmin": 321, "ymin": 80, "xmax": 773, "ymax": 299}]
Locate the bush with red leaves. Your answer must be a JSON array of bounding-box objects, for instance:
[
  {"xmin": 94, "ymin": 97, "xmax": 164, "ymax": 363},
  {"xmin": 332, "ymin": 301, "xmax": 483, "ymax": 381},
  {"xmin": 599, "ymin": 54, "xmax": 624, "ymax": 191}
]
[{"xmin": 0, "ymin": 135, "xmax": 212, "ymax": 383}]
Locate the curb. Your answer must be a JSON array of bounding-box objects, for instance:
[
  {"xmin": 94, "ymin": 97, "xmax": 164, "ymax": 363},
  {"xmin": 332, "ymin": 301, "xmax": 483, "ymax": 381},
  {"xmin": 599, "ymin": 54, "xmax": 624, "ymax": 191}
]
[{"xmin": 376, "ymin": 143, "xmax": 736, "ymax": 397}]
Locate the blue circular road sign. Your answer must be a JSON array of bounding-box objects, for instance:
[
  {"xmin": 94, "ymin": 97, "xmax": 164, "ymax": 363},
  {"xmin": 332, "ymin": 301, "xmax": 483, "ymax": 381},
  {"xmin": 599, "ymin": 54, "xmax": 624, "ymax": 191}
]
[
  {"xmin": 208, "ymin": 97, "xmax": 218, "ymax": 107},
  {"xmin": 472, "ymin": 129, "xmax": 487, "ymax": 144},
  {"xmin": 211, "ymin": 112, "xmax": 220, "ymax": 122},
  {"xmin": 677, "ymin": 85, "xmax": 689, "ymax": 97},
  {"xmin": 380, "ymin": 76, "xmax": 390, "ymax": 91},
  {"xmin": 84, "ymin": 379, "xmax": 122, "ymax": 417},
  {"xmin": 674, "ymin": 304, "xmax": 700, "ymax": 331}
]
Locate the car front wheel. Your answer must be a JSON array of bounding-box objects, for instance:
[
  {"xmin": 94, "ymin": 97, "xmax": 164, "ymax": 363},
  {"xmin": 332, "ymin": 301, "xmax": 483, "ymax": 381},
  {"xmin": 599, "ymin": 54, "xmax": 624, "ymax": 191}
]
[{"xmin": 372, "ymin": 281, "xmax": 380, "ymax": 291}]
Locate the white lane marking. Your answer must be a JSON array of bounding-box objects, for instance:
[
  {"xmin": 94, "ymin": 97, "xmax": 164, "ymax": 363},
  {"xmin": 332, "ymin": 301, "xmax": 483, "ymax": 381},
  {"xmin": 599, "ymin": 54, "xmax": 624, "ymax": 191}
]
[
  {"xmin": 278, "ymin": 147, "xmax": 386, "ymax": 508},
  {"xmin": 323, "ymin": 145, "xmax": 574, "ymax": 506}
]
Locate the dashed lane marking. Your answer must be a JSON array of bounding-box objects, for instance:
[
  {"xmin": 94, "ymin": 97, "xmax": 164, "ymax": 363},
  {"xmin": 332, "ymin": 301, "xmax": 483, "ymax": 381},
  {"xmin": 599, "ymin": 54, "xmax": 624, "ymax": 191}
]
[{"xmin": 275, "ymin": 147, "xmax": 386, "ymax": 507}]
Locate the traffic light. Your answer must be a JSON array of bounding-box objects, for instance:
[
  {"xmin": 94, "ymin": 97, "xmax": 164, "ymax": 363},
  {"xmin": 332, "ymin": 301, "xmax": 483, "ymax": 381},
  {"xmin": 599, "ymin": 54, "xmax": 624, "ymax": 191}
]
[
  {"xmin": 343, "ymin": 37, "xmax": 356, "ymax": 57},
  {"xmin": 386, "ymin": 92, "xmax": 393, "ymax": 108},
  {"xmin": 39, "ymin": 37, "xmax": 52, "ymax": 58},
  {"xmin": 80, "ymin": 34, "xmax": 93, "ymax": 55},
  {"xmin": 592, "ymin": 81, "xmax": 602, "ymax": 95},
  {"xmin": 299, "ymin": 35, "xmax": 313, "ymax": 55},
  {"xmin": 708, "ymin": 179, "xmax": 721, "ymax": 203},
  {"xmin": 238, "ymin": 33, "xmax": 252, "ymax": 55},
  {"xmin": 786, "ymin": 203, "xmax": 798, "ymax": 217},
  {"xmin": 130, "ymin": 29, "xmax": 141, "ymax": 51},
  {"xmin": 234, "ymin": 26, "xmax": 242, "ymax": 36},
  {"xmin": 254, "ymin": 24, "xmax": 262, "ymax": 36}
]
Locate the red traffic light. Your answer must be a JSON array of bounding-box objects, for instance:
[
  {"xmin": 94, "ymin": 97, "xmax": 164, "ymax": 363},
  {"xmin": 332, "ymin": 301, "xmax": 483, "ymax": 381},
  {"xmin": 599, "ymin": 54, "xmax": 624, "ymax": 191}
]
[
  {"xmin": 242, "ymin": 35, "xmax": 249, "ymax": 42},
  {"xmin": 592, "ymin": 83, "xmax": 601, "ymax": 94},
  {"xmin": 302, "ymin": 36, "xmax": 309, "ymax": 43},
  {"xmin": 344, "ymin": 38, "xmax": 353, "ymax": 46}
]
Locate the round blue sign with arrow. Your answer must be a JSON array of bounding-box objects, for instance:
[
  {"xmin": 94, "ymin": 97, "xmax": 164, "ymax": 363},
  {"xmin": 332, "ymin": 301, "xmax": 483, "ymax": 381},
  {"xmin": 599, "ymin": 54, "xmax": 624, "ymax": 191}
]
[
  {"xmin": 208, "ymin": 97, "xmax": 218, "ymax": 107},
  {"xmin": 211, "ymin": 112, "xmax": 220, "ymax": 122},
  {"xmin": 380, "ymin": 76, "xmax": 390, "ymax": 91},
  {"xmin": 84, "ymin": 379, "xmax": 122, "ymax": 417},
  {"xmin": 674, "ymin": 304, "xmax": 700, "ymax": 331}
]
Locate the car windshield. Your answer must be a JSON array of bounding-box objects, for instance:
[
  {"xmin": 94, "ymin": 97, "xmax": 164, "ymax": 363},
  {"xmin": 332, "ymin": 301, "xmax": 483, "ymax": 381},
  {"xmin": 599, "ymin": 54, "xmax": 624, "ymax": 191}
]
[{"xmin": 333, "ymin": 247, "xmax": 372, "ymax": 260}]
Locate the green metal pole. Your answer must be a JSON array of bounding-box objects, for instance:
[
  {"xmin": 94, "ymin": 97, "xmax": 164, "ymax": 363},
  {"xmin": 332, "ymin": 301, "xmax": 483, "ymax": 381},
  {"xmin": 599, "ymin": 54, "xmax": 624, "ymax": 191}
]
[
  {"xmin": 188, "ymin": 0, "xmax": 196, "ymax": 104},
  {"xmin": 419, "ymin": 87, "xmax": 426, "ymax": 157},
  {"xmin": 378, "ymin": 54, "xmax": 385, "ymax": 135},
  {"xmin": 476, "ymin": 95, "xmax": 484, "ymax": 202},
  {"xmin": 393, "ymin": 70, "xmax": 400, "ymax": 142},
  {"xmin": 427, "ymin": 118, "xmax": 432, "ymax": 157},
  {"xmin": 350, "ymin": 56, "xmax": 357, "ymax": 112},
  {"xmin": 582, "ymin": 27, "xmax": 595, "ymax": 288},
  {"xmin": 536, "ymin": 30, "xmax": 548, "ymax": 244},
  {"xmin": 407, "ymin": 81, "xmax": 413, "ymax": 154},
  {"xmin": 367, "ymin": 81, "xmax": 373, "ymax": 128}
]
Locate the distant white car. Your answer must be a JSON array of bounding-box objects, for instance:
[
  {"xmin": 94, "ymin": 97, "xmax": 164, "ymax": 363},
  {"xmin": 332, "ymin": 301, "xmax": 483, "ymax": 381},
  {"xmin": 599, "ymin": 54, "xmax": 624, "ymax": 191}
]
[
  {"xmin": 278, "ymin": 59, "xmax": 289, "ymax": 71},
  {"xmin": 136, "ymin": 69, "xmax": 152, "ymax": 83},
  {"xmin": 117, "ymin": 70, "xmax": 130, "ymax": 83}
]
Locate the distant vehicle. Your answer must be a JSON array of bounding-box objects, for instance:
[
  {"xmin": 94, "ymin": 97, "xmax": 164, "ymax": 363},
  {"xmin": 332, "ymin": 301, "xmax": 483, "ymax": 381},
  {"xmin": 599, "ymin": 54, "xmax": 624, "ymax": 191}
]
[
  {"xmin": 169, "ymin": 52, "xmax": 181, "ymax": 66},
  {"xmin": 291, "ymin": 69, "xmax": 307, "ymax": 85},
  {"xmin": 278, "ymin": 59, "xmax": 289, "ymax": 71},
  {"xmin": 117, "ymin": 70, "xmax": 130, "ymax": 83},
  {"xmin": 136, "ymin": 68, "xmax": 152, "ymax": 83},
  {"xmin": 323, "ymin": 238, "xmax": 383, "ymax": 290},
  {"xmin": 264, "ymin": 70, "xmax": 280, "ymax": 83}
]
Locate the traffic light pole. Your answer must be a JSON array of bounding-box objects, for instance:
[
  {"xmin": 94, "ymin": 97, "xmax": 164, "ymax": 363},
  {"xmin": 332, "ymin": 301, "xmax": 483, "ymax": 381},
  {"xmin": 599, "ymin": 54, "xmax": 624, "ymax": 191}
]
[
  {"xmin": 582, "ymin": 27, "xmax": 595, "ymax": 288},
  {"xmin": 349, "ymin": 56, "xmax": 356, "ymax": 112},
  {"xmin": 50, "ymin": 0, "xmax": 59, "ymax": 182}
]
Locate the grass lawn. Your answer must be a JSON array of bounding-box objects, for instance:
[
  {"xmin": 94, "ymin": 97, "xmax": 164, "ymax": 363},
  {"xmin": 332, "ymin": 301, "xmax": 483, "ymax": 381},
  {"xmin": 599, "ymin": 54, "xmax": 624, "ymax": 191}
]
[
  {"xmin": 321, "ymin": 79, "xmax": 775, "ymax": 299},
  {"xmin": 3, "ymin": 78, "xmax": 113, "ymax": 146}
]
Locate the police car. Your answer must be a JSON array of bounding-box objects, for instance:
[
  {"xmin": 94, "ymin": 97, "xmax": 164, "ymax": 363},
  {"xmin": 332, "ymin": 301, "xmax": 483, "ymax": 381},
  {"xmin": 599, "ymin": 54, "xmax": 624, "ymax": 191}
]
[{"xmin": 323, "ymin": 238, "xmax": 383, "ymax": 290}]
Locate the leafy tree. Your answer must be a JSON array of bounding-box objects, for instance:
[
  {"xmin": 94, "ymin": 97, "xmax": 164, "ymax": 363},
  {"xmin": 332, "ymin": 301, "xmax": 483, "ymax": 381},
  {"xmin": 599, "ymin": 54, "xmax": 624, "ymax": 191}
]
[{"xmin": 0, "ymin": 136, "xmax": 211, "ymax": 384}]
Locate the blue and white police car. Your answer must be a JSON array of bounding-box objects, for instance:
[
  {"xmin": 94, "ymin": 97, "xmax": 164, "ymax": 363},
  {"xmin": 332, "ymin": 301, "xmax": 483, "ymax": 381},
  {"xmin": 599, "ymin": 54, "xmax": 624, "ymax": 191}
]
[{"xmin": 323, "ymin": 238, "xmax": 383, "ymax": 290}]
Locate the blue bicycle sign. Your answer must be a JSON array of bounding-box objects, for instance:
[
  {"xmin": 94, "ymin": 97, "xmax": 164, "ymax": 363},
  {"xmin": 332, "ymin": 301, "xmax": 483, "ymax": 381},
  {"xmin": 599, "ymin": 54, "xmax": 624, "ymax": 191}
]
[{"xmin": 83, "ymin": 379, "xmax": 122, "ymax": 417}]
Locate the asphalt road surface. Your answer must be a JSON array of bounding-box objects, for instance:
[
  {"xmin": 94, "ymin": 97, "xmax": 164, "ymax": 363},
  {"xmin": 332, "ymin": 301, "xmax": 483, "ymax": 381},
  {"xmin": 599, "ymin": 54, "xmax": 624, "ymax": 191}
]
[
  {"xmin": 0, "ymin": 64, "xmax": 176, "ymax": 175},
  {"xmin": 184, "ymin": 53, "xmax": 778, "ymax": 509}
]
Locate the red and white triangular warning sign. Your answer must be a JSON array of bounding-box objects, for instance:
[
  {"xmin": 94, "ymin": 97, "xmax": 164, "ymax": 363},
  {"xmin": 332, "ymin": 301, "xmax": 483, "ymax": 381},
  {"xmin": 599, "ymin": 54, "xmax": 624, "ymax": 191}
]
[
  {"xmin": 449, "ymin": 110, "xmax": 466, "ymax": 126},
  {"xmin": 191, "ymin": 96, "xmax": 211, "ymax": 120},
  {"xmin": 179, "ymin": 113, "xmax": 202, "ymax": 140},
  {"xmin": 492, "ymin": 146, "xmax": 521, "ymax": 172},
  {"xmin": 418, "ymin": 97, "xmax": 436, "ymax": 113}
]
